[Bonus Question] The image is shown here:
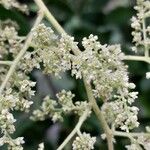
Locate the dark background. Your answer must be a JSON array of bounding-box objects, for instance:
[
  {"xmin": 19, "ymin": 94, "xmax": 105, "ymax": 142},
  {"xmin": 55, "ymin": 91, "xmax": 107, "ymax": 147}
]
[{"xmin": 0, "ymin": 0, "xmax": 150, "ymax": 149}]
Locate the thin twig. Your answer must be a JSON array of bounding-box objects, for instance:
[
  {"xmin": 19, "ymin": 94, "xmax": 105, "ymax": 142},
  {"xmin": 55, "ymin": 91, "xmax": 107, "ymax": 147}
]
[
  {"xmin": 142, "ymin": 18, "xmax": 149, "ymax": 57},
  {"xmin": 114, "ymin": 131, "xmax": 150, "ymax": 150},
  {"xmin": 83, "ymin": 77, "xmax": 114, "ymax": 150},
  {"xmin": 34, "ymin": 0, "xmax": 65, "ymax": 34},
  {"xmin": 123, "ymin": 55, "xmax": 150, "ymax": 64},
  {"xmin": 0, "ymin": 61, "xmax": 12, "ymax": 65},
  {"xmin": 114, "ymin": 131, "xmax": 150, "ymax": 138},
  {"xmin": 57, "ymin": 109, "xmax": 89, "ymax": 150}
]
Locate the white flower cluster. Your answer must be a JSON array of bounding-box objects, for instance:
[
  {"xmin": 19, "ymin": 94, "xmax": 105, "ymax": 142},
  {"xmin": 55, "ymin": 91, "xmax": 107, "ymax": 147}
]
[
  {"xmin": 72, "ymin": 132, "xmax": 96, "ymax": 150},
  {"xmin": 56, "ymin": 90, "xmax": 91, "ymax": 116},
  {"xmin": 38, "ymin": 143, "xmax": 44, "ymax": 150},
  {"xmin": 0, "ymin": 91, "xmax": 25, "ymax": 148},
  {"xmin": 0, "ymin": 87, "xmax": 34, "ymax": 115},
  {"xmin": 0, "ymin": 136, "xmax": 24, "ymax": 150},
  {"xmin": 131, "ymin": 0, "xmax": 150, "ymax": 52},
  {"xmin": 137, "ymin": 135, "xmax": 150, "ymax": 150},
  {"xmin": 0, "ymin": 20, "xmax": 36, "ymax": 149},
  {"xmin": 56, "ymin": 90, "xmax": 75, "ymax": 113},
  {"xmin": 30, "ymin": 24, "xmax": 140, "ymax": 134},
  {"xmin": 126, "ymin": 134, "xmax": 150, "ymax": 150},
  {"xmin": 126, "ymin": 127, "xmax": 150, "ymax": 150},
  {"xmin": 22, "ymin": 24, "xmax": 75, "ymax": 76},
  {"xmin": 0, "ymin": 0, "xmax": 28, "ymax": 13},
  {"xmin": 0, "ymin": 0, "xmax": 149, "ymax": 149},
  {"xmin": 146, "ymin": 72, "xmax": 150, "ymax": 79},
  {"xmin": 31, "ymin": 25, "xmax": 132, "ymax": 101},
  {"xmin": 31, "ymin": 90, "xmax": 90, "ymax": 122},
  {"xmin": 0, "ymin": 109, "xmax": 16, "ymax": 134},
  {"xmin": 0, "ymin": 86, "xmax": 34, "ymax": 149},
  {"xmin": 19, "ymin": 79, "xmax": 36, "ymax": 97},
  {"xmin": 72, "ymin": 34, "xmax": 128, "ymax": 100},
  {"xmin": 102, "ymin": 100, "xmax": 139, "ymax": 132},
  {"xmin": 3, "ymin": 72, "xmax": 35, "ymax": 112},
  {"xmin": 0, "ymin": 20, "xmax": 24, "ymax": 59},
  {"xmin": 31, "ymin": 95, "xmax": 62, "ymax": 122},
  {"xmin": 126, "ymin": 144, "xmax": 139, "ymax": 150},
  {"xmin": 0, "ymin": 48, "xmax": 35, "ymax": 149},
  {"xmin": 102, "ymin": 84, "xmax": 139, "ymax": 132}
]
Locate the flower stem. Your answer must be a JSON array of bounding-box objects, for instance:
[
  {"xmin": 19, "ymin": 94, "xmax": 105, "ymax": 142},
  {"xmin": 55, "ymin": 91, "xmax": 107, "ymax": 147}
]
[
  {"xmin": 123, "ymin": 55, "xmax": 150, "ymax": 64},
  {"xmin": 83, "ymin": 77, "xmax": 114, "ymax": 150},
  {"xmin": 142, "ymin": 18, "xmax": 149, "ymax": 57},
  {"xmin": 57, "ymin": 109, "xmax": 89, "ymax": 150},
  {"xmin": 114, "ymin": 131, "xmax": 150, "ymax": 138},
  {"xmin": 0, "ymin": 61, "xmax": 12, "ymax": 65},
  {"xmin": 34, "ymin": 0, "xmax": 65, "ymax": 34}
]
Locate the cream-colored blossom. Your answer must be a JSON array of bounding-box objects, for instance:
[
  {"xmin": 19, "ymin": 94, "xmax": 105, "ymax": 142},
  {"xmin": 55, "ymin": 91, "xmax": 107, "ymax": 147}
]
[
  {"xmin": 72, "ymin": 132, "xmax": 96, "ymax": 150},
  {"xmin": 38, "ymin": 143, "xmax": 44, "ymax": 150},
  {"xmin": 146, "ymin": 72, "xmax": 150, "ymax": 79},
  {"xmin": 0, "ymin": 0, "xmax": 28, "ymax": 13}
]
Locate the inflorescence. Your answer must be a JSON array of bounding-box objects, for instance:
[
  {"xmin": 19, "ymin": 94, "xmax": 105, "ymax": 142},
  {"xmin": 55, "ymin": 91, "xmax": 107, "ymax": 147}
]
[{"xmin": 0, "ymin": 0, "xmax": 149, "ymax": 149}]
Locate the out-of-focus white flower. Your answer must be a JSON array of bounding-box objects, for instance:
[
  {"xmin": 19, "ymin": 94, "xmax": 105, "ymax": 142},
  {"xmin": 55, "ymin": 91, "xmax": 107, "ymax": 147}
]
[
  {"xmin": 38, "ymin": 143, "xmax": 44, "ymax": 150},
  {"xmin": 146, "ymin": 72, "xmax": 150, "ymax": 79}
]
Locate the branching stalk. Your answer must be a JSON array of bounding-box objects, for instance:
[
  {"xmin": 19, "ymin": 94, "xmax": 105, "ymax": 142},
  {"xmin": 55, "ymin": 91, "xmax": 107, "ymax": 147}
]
[
  {"xmin": 142, "ymin": 18, "xmax": 149, "ymax": 57},
  {"xmin": 83, "ymin": 77, "xmax": 114, "ymax": 150},
  {"xmin": 57, "ymin": 109, "xmax": 89, "ymax": 150},
  {"xmin": 34, "ymin": 0, "xmax": 65, "ymax": 34},
  {"xmin": 114, "ymin": 131, "xmax": 150, "ymax": 138},
  {"xmin": 114, "ymin": 131, "xmax": 150, "ymax": 150},
  {"xmin": 123, "ymin": 55, "xmax": 150, "ymax": 64},
  {"xmin": 0, "ymin": 61, "xmax": 12, "ymax": 65}
]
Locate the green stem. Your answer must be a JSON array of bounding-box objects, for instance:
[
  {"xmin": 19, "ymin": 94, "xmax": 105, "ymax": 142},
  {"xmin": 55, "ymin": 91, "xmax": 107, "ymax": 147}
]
[
  {"xmin": 57, "ymin": 109, "xmax": 89, "ymax": 150},
  {"xmin": 34, "ymin": 0, "xmax": 65, "ymax": 34},
  {"xmin": 123, "ymin": 55, "xmax": 150, "ymax": 64},
  {"xmin": 114, "ymin": 131, "xmax": 147, "ymax": 150},
  {"xmin": 0, "ymin": 11, "xmax": 44, "ymax": 94},
  {"xmin": 114, "ymin": 131, "xmax": 150, "ymax": 138},
  {"xmin": 142, "ymin": 18, "xmax": 149, "ymax": 57},
  {"xmin": 83, "ymin": 77, "xmax": 114, "ymax": 150},
  {"xmin": 0, "ymin": 61, "xmax": 12, "ymax": 65}
]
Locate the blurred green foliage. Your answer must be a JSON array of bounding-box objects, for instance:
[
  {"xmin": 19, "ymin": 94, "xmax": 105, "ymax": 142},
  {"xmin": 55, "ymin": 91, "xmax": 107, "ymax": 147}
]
[{"xmin": 0, "ymin": 0, "xmax": 150, "ymax": 149}]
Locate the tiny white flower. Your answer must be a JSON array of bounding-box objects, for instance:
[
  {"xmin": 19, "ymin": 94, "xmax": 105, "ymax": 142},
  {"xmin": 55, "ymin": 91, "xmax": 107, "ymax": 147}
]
[
  {"xmin": 146, "ymin": 72, "xmax": 150, "ymax": 79},
  {"xmin": 38, "ymin": 143, "xmax": 44, "ymax": 150}
]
